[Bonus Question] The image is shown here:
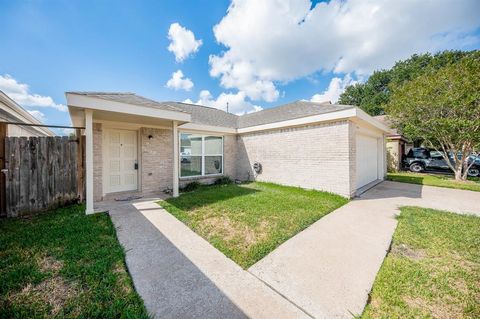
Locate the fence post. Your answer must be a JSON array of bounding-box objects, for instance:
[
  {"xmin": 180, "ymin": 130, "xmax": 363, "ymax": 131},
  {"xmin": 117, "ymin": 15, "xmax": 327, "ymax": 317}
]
[
  {"xmin": 0, "ymin": 123, "xmax": 6, "ymax": 217},
  {"xmin": 76, "ymin": 129, "xmax": 84, "ymax": 202}
]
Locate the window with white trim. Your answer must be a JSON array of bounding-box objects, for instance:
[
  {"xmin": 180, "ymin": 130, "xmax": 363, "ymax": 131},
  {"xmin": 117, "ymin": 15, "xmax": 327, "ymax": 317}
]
[{"xmin": 180, "ymin": 133, "xmax": 223, "ymax": 177}]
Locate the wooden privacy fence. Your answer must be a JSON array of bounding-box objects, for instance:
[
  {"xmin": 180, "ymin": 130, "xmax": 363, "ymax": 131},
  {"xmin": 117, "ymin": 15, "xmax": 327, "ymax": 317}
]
[{"xmin": 1, "ymin": 136, "xmax": 84, "ymax": 218}]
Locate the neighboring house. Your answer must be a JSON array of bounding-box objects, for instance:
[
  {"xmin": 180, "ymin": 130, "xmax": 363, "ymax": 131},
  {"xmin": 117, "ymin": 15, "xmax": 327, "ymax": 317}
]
[
  {"xmin": 374, "ymin": 115, "xmax": 412, "ymax": 172},
  {"xmin": 66, "ymin": 92, "xmax": 389, "ymax": 214},
  {"xmin": 0, "ymin": 90, "xmax": 55, "ymax": 137}
]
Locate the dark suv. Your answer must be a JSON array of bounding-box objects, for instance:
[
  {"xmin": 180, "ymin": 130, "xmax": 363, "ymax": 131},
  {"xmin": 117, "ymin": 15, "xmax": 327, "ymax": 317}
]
[{"xmin": 403, "ymin": 147, "xmax": 480, "ymax": 177}]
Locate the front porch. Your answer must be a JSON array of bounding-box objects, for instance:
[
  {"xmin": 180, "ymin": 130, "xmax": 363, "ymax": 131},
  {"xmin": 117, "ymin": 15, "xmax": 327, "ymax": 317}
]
[{"xmin": 66, "ymin": 92, "xmax": 191, "ymax": 214}]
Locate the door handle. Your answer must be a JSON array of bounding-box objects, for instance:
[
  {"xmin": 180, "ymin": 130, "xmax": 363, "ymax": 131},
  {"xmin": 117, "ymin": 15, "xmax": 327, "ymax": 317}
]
[{"xmin": 134, "ymin": 162, "xmax": 138, "ymax": 170}]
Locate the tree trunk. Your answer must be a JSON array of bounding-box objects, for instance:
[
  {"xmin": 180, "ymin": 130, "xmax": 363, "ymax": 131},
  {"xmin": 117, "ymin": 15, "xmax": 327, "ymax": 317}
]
[
  {"xmin": 454, "ymin": 169, "xmax": 463, "ymax": 181},
  {"xmin": 462, "ymin": 161, "xmax": 469, "ymax": 181}
]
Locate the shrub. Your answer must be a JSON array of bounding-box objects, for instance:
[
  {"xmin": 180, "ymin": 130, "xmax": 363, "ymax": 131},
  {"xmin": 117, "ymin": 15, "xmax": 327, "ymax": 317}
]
[
  {"xmin": 214, "ymin": 176, "xmax": 233, "ymax": 185},
  {"xmin": 181, "ymin": 181, "xmax": 201, "ymax": 192}
]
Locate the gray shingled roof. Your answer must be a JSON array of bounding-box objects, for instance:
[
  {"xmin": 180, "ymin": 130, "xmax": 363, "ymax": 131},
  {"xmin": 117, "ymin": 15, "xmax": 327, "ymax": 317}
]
[
  {"xmin": 237, "ymin": 101, "xmax": 354, "ymax": 128},
  {"xmin": 167, "ymin": 102, "xmax": 238, "ymax": 128},
  {"xmin": 66, "ymin": 92, "xmax": 187, "ymax": 113},
  {"xmin": 67, "ymin": 92, "xmax": 356, "ymax": 129}
]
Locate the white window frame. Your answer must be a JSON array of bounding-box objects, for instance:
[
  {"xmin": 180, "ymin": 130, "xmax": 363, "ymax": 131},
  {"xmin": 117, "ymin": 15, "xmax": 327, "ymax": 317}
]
[{"xmin": 179, "ymin": 133, "xmax": 224, "ymax": 178}]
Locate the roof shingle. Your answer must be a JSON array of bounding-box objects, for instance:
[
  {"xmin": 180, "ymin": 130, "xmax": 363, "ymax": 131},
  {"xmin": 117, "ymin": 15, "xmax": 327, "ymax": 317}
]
[
  {"xmin": 67, "ymin": 92, "xmax": 357, "ymax": 129},
  {"xmin": 66, "ymin": 92, "xmax": 186, "ymax": 113},
  {"xmin": 237, "ymin": 101, "xmax": 354, "ymax": 128}
]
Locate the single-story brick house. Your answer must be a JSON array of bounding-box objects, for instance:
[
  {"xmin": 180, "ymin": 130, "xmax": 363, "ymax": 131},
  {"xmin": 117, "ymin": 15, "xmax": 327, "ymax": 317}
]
[{"xmin": 66, "ymin": 92, "xmax": 389, "ymax": 214}]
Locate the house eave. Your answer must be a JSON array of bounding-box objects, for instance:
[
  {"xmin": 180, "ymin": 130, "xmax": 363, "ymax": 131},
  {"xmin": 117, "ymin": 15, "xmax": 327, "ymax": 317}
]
[{"xmin": 66, "ymin": 93, "xmax": 191, "ymax": 125}]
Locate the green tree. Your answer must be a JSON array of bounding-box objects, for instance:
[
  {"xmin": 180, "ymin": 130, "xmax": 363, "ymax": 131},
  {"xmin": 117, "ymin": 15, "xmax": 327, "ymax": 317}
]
[
  {"xmin": 339, "ymin": 50, "xmax": 474, "ymax": 115},
  {"xmin": 386, "ymin": 52, "xmax": 480, "ymax": 180}
]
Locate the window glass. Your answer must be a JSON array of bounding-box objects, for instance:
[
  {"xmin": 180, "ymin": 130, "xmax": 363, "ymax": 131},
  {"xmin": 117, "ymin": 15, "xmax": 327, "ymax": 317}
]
[
  {"xmin": 204, "ymin": 136, "xmax": 222, "ymax": 155},
  {"xmin": 180, "ymin": 133, "xmax": 202, "ymax": 156},
  {"xmin": 412, "ymin": 149, "xmax": 427, "ymax": 158},
  {"xmin": 430, "ymin": 151, "xmax": 443, "ymax": 158},
  {"xmin": 205, "ymin": 156, "xmax": 222, "ymax": 175},
  {"xmin": 180, "ymin": 156, "xmax": 202, "ymax": 176},
  {"xmin": 179, "ymin": 134, "xmax": 223, "ymax": 177}
]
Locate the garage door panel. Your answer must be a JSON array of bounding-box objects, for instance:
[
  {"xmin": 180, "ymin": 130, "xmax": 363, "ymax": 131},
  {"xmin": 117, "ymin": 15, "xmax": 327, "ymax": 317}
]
[{"xmin": 356, "ymin": 135, "xmax": 378, "ymax": 188}]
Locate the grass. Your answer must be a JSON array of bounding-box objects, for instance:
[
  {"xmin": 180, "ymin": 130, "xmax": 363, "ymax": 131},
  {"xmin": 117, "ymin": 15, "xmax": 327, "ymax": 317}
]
[
  {"xmin": 159, "ymin": 182, "xmax": 348, "ymax": 269},
  {"xmin": 387, "ymin": 171, "xmax": 480, "ymax": 192},
  {"xmin": 0, "ymin": 204, "xmax": 149, "ymax": 319},
  {"xmin": 363, "ymin": 207, "xmax": 480, "ymax": 318}
]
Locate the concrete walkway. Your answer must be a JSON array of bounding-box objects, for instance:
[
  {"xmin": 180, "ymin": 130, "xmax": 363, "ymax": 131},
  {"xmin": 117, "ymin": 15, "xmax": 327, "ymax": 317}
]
[
  {"xmin": 248, "ymin": 181, "xmax": 480, "ymax": 318},
  {"xmin": 109, "ymin": 200, "xmax": 309, "ymax": 319}
]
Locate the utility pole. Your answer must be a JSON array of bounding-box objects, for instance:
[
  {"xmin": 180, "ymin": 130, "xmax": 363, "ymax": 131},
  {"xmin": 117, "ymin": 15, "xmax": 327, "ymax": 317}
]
[{"xmin": 226, "ymin": 102, "xmax": 229, "ymax": 113}]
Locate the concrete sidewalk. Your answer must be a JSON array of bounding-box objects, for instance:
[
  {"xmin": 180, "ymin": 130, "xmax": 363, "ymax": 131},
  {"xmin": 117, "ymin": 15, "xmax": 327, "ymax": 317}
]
[
  {"xmin": 109, "ymin": 200, "xmax": 309, "ymax": 319},
  {"xmin": 248, "ymin": 181, "xmax": 480, "ymax": 318}
]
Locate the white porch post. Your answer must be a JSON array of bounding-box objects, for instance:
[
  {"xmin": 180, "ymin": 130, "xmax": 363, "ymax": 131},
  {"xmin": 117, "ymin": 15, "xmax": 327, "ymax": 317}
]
[
  {"xmin": 85, "ymin": 109, "xmax": 94, "ymax": 214},
  {"xmin": 172, "ymin": 121, "xmax": 179, "ymax": 197}
]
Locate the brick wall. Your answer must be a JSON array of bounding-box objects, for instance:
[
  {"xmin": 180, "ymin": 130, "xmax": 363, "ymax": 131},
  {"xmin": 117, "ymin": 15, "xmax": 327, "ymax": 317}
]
[
  {"xmin": 236, "ymin": 121, "xmax": 354, "ymax": 197},
  {"xmin": 348, "ymin": 121, "xmax": 357, "ymax": 196},
  {"xmin": 93, "ymin": 123, "xmax": 103, "ymax": 202},
  {"xmin": 140, "ymin": 127, "xmax": 173, "ymax": 194}
]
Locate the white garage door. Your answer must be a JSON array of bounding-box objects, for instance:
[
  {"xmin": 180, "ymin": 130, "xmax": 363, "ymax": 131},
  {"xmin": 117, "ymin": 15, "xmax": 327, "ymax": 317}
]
[{"xmin": 356, "ymin": 134, "xmax": 378, "ymax": 189}]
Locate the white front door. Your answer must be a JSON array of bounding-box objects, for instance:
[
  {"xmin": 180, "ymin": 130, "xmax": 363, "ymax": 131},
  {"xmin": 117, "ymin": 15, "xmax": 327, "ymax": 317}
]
[
  {"xmin": 105, "ymin": 129, "xmax": 138, "ymax": 193},
  {"xmin": 356, "ymin": 134, "xmax": 379, "ymax": 189}
]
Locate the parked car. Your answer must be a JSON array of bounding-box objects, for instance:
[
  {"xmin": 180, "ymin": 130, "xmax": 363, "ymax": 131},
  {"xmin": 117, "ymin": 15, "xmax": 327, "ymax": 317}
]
[{"xmin": 403, "ymin": 147, "xmax": 480, "ymax": 177}]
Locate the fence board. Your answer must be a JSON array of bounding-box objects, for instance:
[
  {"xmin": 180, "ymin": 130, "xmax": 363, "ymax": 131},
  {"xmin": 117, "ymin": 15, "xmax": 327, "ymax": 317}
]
[{"xmin": 2, "ymin": 136, "xmax": 83, "ymax": 217}]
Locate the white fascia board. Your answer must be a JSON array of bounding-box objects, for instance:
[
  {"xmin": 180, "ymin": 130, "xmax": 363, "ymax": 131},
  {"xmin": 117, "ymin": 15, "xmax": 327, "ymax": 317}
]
[
  {"xmin": 66, "ymin": 93, "xmax": 191, "ymax": 122},
  {"xmin": 178, "ymin": 123, "xmax": 236, "ymax": 134},
  {"xmin": 237, "ymin": 108, "xmax": 357, "ymax": 134}
]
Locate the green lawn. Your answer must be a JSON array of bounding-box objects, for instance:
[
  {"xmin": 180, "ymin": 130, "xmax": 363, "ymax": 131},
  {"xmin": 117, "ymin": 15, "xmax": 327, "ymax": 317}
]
[
  {"xmin": 363, "ymin": 207, "xmax": 480, "ymax": 319},
  {"xmin": 387, "ymin": 172, "xmax": 480, "ymax": 192},
  {"xmin": 159, "ymin": 182, "xmax": 348, "ymax": 268},
  {"xmin": 0, "ymin": 205, "xmax": 149, "ymax": 319}
]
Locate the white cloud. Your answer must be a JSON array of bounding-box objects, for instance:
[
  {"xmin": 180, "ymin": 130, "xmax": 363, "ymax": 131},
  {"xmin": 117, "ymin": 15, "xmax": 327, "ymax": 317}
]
[
  {"xmin": 0, "ymin": 74, "xmax": 67, "ymax": 111},
  {"xmin": 184, "ymin": 90, "xmax": 262, "ymax": 115},
  {"xmin": 166, "ymin": 70, "xmax": 194, "ymax": 91},
  {"xmin": 210, "ymin": 0, "xmax": 480, "ymax": 102},
  {"xmin": 167, "ymin": 23, "xmax": 203, "ymax": 62},
  {"xmin": 27, "ymin": 110, "xmax": 46, "ymax": 122},
  {"xmin": 310, "ymin": 74, "xmax": 357, "ymax": 104}
]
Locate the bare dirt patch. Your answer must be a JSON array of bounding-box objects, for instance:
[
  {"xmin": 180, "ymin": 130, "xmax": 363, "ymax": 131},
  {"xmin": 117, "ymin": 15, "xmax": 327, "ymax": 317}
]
[
  {"xmin": 391, "ymin": 244, "xmax": 426, "ymax": 260},
  {"xmin": 200, "ymin": 215, "xmax": 269, "ymax": 251},
  {"xmin": 9, "ymin": 276, "xmax": 79, "ymax": 316},
  {"xmin": 38, "ymin": 256, "xmax": 64, "ymax": 273},
  {"xmin": 404, "ymin": 296, "xmax": 463, "ymax": 319},
  {"xmin": 113, "ymin": 261, "xmax": 133, "ymax": 294},
  {"xmin": 8, "ymin": 255, "xmax": 81, "ymax": 316}
]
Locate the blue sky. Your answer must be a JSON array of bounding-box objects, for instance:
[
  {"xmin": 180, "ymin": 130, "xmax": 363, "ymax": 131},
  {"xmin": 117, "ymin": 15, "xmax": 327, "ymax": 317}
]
[{"xmin": 0, "ymin": 0, "xmax": 479, "ymax": 134}]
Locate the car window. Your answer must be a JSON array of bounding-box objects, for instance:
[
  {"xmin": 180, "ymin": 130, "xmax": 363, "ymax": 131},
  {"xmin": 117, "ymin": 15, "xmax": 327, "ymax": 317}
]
[
  {"xmin": 412, "ymin": 149, "xmax": 428, "ymax": 158},
  {"xmin": 430, "ymin": 151, "xmax": 443, "ymax": 159}
]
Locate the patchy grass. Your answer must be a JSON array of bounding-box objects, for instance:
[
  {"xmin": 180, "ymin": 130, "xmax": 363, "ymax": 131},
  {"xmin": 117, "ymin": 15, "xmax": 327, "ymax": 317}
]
[
  {"xmin": 363, "ymin": 207, "xmax": 480, "ymax": 319},
  {"xmin": 158, "ymin": 182, "xmax": 348, "ymax": 269},
  {"xmin": 387, "ymin": 172, "xmax": 480, "ymax": 192},
  {"xmin": 0, "ymin": 205, "xmax": 149, "ymax": 318}
]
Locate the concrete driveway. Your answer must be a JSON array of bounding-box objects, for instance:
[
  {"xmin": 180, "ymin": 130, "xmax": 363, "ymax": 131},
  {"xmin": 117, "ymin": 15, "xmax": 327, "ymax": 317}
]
[
  {"xmin": 249, "ymin": 181, "xmax": 480, "ymax": 318},
  {"xmin": 107, "ymin": 181, "xmax": 480, "ymax": 318}
]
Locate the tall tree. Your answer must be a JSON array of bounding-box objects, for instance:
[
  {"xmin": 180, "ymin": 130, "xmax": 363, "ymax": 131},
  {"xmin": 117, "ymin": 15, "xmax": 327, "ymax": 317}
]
[
  {"xmin": 339, "ymin": 50, "xmax": 474, "ymax": 115},
  {"xmin": 386, "ymin": 52, "xmax": 480, "ymax": 180}
]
